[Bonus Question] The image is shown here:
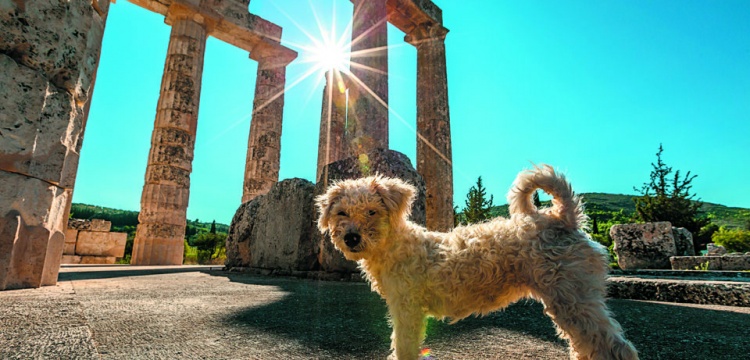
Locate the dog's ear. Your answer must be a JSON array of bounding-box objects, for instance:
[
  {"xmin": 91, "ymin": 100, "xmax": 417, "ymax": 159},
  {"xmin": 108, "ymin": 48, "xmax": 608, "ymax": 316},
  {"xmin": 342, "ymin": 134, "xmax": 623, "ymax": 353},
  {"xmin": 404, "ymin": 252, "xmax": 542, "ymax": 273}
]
[
  {"xmin": 315, "ymin": 186, "xmax": 342, "ymax": 234},
  {"xmin": 372, "ymin": 176, "xmax": 416, "ymax": 221}
]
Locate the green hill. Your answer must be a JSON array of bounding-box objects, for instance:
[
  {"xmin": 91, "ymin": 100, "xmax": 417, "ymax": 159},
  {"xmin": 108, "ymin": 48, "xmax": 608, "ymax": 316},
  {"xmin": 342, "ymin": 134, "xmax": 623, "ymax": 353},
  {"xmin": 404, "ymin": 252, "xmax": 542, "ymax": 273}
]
[
  {"xmin": 486, "ymin": 193, "xmax": 749, "ymax": 229},
  {"xmin": 69, "ymin": 203, "xmax": 230, "ymax": 234}
]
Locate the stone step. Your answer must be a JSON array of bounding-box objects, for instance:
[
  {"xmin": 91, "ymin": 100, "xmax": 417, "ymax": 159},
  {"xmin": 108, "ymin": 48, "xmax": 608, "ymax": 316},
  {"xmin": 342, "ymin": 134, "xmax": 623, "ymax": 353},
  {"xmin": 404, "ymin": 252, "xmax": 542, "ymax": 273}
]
[{"xmin": 607, "ymin": 273, "xmax": 750, "ymax": 307}]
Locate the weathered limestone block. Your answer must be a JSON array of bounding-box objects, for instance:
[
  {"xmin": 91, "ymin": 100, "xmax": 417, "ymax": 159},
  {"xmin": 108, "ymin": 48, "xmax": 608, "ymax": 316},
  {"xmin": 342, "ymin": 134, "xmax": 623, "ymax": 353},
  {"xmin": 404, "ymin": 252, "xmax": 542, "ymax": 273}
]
[
  {"xmin": 707, "ymin": 243, "xmax": 727, "ymax": 256},
  {"xmin": 0, "ymin": 171, "xmax": 69, "ymax": 290},
  {"xmin": 611, "ymin": 222, "xmax": 676, "ymax": 270},
  {"xmin": 80, "ymin": 256, "xmax": 117, "ymax": 265},
  {"xmin": 90, "ymin": 219, "xmax": 112, "ymax": 232},
  {"xmin": 607, "ymin": 276, "xmax": 750, "ymax": 307},
  {"xmin": 75, "ymin": 231, "xmax": 127, "ymax": 257},
  {"xmin": 722, "ymin": 255, "xmax": 750, "ymax": 270},
  {"xmin": 64, "ymin": 228, "xmax": 78, "ymax": 255},
  {"xmin": 670, "ymin": 256, "xmax": 724, "ymax": 270},
  {"xmin": 315, "ymin": 149, "xmax": 426, "ymax": 273},
  {"xmin": 61, "ymin": 255, "xmax": 82, "ymax": 264},
  {"xmin": 0, "ymin": 54, "xmax": 83, "ymax": 188},
  {"xmin": 0, "ymin": 0, "xmax": 106, "ymax": 102},
  {"xmin": 225, "ymin": 178, "xmax": 318, "ymax": 271},
  {"xmin": 68, "ymin": 219, "xmax": 92, "ymax": 231},
  {"xmin": 672, "ymin": 227, "xmax": 695, "ymax": 256}
]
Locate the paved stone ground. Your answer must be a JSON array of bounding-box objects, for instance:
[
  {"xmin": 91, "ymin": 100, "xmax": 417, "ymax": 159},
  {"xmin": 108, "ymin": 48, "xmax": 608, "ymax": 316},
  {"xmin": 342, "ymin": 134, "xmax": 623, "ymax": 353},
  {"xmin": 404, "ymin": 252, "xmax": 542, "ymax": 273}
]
[{"xmin": 1, "ymin": 265, "xmax": 749, "ymax": 360}]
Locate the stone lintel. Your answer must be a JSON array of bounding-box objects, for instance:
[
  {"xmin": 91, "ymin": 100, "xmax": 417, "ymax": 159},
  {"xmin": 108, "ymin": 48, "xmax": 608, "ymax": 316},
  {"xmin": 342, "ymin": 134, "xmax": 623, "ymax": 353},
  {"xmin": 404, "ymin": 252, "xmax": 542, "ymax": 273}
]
[
  {"xmin": 248, "ymin": 40, "xmax": 298, "ymax": 69},
  {"xmin": 386, "ymin": 0, "xmax": 443, "ymax": 35},
  {"xmin": 129, "ymin": 0, "xmax": 296, "ymax": 58},
  {"xmin": 404, "ymin": 23, "xmax": 449, "ymax": 45}
]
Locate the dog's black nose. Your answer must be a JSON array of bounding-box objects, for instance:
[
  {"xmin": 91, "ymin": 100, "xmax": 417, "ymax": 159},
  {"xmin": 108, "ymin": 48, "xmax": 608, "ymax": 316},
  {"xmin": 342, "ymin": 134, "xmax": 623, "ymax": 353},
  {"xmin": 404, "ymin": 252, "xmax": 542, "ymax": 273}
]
[{"xmin": 344, "ymin": 232, "xmax": 362, "ymax": 248}]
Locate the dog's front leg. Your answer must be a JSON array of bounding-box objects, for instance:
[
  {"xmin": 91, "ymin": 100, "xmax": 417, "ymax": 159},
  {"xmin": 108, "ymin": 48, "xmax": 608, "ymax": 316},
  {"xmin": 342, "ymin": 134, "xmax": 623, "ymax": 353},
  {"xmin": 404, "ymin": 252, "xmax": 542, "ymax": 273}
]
[{"xmin": 388, "ymin": 300, "xmax": 426, "ymax": 360}]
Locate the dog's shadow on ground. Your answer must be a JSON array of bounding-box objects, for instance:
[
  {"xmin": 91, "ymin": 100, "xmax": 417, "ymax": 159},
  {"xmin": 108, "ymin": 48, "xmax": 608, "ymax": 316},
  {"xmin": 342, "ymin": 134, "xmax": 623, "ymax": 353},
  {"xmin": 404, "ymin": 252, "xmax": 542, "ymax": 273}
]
[{"xmin": 208, "ymin": 272, "xmax": 564, "ymax": 357}]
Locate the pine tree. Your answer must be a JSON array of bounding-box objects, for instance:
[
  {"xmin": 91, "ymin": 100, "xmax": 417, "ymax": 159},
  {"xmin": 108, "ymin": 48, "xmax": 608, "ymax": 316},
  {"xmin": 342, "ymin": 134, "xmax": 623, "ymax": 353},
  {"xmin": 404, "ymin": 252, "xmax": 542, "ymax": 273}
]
[
  {"xmin": 533, "ymin": 191, "xmax": 542, "ymax": 209},
  {"xmin": 463, "ymin": 176, "xmax": 494, "ymax": 224},
  {"xmin": 633, "ymin": 144, "xmax": 710, "ymax": 251},
  {"xmin": 210, "ymin": 220, "xmax": 217, "ymax": 234}
]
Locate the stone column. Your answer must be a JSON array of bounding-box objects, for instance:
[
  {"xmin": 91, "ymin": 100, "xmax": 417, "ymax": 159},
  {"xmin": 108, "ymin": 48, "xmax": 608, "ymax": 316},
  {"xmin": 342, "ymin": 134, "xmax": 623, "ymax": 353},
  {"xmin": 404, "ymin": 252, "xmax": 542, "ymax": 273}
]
[
  {"xmin": 131, "ymin": 8, "xmax": 207, "ymax": 265},
  {"xmin": 1, "ymin": 1, "xmax": 107, "ymax": 290},
  {"xmin": 316, "ymin": 71, "xmax": 349, "ymax": 182},
  {"xmin": 347, "ymin": 0, "xmax": 389, "ymax": 156},
  {"xmin": 406, "ymin": 24, "xmax": 454, "ymax": 231},
  {"xmin": 242, "ymin": 44, "xmax": 294, "ymax": 203}
]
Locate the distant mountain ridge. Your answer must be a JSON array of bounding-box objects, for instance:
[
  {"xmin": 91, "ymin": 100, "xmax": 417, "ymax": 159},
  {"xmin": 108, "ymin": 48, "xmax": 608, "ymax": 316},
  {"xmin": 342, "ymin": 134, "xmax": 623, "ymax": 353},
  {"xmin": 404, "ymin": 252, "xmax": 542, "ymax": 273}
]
[{"xmin": 488, "ymin": 193, "xmax": 750, "ymax": 229}]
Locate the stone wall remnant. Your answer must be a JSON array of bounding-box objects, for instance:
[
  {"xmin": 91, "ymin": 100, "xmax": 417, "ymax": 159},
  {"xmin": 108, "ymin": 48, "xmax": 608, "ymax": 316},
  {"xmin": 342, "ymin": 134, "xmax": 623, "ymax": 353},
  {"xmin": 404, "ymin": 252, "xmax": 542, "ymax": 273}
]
[
  {"xmin": 62, "ymin": 219, "xmax": 126, "ymax": 265},
  {"xmin": 611, "ymin": 222, "xmax": 677, "ymax": 270},
  {"xmin": 670, "ymin": 255, "xmax": 750, "ymax": 271}
]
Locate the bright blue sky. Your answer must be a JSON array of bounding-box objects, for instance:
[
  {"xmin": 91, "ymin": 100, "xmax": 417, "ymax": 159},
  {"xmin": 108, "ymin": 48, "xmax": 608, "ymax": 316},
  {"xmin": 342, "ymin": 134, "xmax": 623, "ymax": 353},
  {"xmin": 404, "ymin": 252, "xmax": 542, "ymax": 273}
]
[{"xmin": 74, "ymin": 0, "xmax": 750, "ymax": 225}]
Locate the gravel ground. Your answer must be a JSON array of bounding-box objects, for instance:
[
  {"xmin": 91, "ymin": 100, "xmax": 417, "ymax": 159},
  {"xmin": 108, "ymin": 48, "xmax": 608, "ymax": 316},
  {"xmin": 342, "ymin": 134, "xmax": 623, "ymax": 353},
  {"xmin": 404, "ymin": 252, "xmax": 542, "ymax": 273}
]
[{"xmin": 1, "ymin": 266, "xmax": 749, "ymax": 359}]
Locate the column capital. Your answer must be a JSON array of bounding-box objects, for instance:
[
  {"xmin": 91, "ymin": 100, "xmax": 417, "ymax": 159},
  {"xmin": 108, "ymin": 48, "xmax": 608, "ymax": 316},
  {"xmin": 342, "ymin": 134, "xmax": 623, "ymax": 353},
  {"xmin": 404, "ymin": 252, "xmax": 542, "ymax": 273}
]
[
  {"xmin": 405, "ymin": 23, "xmax": 449, "ymax": 46},
  {"xmin": 165, "ymin": 3, "xmax": 207, "ymax": 28},
  {"xmin": 249, "ymin": 41, "xmax": 298, "ymax": 68}
]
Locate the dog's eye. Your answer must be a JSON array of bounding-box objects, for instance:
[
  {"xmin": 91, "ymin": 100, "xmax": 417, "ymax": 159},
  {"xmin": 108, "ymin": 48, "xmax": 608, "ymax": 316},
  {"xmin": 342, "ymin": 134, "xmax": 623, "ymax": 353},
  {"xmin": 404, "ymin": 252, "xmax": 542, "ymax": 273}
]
[
  {"xmin": 368, "ymin": 210, "xmax": 377, "ymax": 216},
  {"xmin": 337, "ymin": 211, "xmax": 348, "ymax": 217}
]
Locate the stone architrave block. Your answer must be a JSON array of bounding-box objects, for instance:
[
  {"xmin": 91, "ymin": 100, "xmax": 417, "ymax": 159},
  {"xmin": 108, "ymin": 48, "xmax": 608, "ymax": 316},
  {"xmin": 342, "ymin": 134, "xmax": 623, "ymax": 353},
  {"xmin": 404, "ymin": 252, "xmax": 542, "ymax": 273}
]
[
  {"xmin": 611, "ymin": 222, "xmax": 677, "ymax": 270},
  {"xmin": 64, "ymin": 228, "xmax": 78, "ymax": 255},
  {"xmin": 75, "ymin": 231, "xmax": 127, "ymax": 257},
  {"xmin": 90, "ymin": 219, "xmax": 112, "ymax": 232},
  {"xmin": 314, "ymin": 149, "xmax": 427, "ymax": 273},
  {"xmin": 225, "ymin": 178, "xmax": 318, "ymax": 271},
  {"xmin": 80, "ymin": 256, "xmax": 117, "ymax": 265},
  {"xmin": 672, "ymin": 227, "xmax": 695, "ymax": 256},
  {"xmin": 61, "ymin": 255, "xmax": 82, "ymax": 264}
]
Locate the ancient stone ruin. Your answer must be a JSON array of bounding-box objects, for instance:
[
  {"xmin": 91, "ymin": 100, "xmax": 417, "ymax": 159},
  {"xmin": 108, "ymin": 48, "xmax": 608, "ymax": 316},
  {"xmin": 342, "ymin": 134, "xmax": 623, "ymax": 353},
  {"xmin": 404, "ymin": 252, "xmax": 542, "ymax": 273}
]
[
  {"xmin": 1, "ymin": 0, "xmax": 296, "ymax": 289},
  {"xmin": 611, "ymin": 221, "xmax": 750, "ymax": 271},
  {"xmin": 317, "ymin": 0, "xmax": 454, "ymax": 232},
  {"xmin": 226, "ymin": 149, "xmax": 427, "ymax": 277},
  {"xmin": 63, "ymin": 219, "xmax": 127, "ymax": 264},
  {"xmin": 610, "ymin": 222, "xmax": 692, "ymax": 270},
  {"xmin": 1, "ymin": 0, "xmax": 454, "ymax": 290}
]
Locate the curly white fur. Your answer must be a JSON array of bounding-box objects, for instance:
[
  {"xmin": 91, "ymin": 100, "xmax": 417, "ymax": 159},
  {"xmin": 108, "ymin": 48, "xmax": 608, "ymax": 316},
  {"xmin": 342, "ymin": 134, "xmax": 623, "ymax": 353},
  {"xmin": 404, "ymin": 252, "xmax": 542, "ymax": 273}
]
[{"xmin": 315, "ymin": 165, "xmax": 638, "ymax": 360}]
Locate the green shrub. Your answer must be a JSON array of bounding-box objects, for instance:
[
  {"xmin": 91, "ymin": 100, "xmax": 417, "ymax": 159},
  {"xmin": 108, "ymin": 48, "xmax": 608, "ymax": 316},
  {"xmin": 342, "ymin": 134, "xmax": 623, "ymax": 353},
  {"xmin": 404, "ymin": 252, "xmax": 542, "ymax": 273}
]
[{"xmin": 711, "ymin": 228, "xmax": 750, "ymax": 253}]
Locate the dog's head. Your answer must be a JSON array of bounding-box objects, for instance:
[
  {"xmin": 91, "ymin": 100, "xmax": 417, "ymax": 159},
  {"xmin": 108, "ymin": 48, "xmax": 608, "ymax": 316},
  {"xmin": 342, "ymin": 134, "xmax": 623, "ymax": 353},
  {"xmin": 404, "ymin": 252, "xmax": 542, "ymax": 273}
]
[{"xmin": 315, "ymin": 175, "xmax": 416, "ymax": 260}]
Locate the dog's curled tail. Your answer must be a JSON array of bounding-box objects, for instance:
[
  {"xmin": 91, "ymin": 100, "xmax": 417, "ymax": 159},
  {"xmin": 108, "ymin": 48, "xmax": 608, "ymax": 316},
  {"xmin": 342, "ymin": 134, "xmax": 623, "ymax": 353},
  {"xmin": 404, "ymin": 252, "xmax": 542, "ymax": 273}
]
[{"xmin": 507, "ymin": 165, "xmax": 586, "ymax": 230}]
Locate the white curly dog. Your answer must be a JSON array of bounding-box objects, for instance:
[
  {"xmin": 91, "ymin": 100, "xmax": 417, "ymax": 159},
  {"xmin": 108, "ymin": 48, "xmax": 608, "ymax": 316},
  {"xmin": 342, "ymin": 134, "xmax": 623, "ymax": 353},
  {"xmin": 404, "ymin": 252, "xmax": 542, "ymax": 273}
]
[{"xmin": 316, "ymin": 165, "xmax": 638, "ymax": 360}]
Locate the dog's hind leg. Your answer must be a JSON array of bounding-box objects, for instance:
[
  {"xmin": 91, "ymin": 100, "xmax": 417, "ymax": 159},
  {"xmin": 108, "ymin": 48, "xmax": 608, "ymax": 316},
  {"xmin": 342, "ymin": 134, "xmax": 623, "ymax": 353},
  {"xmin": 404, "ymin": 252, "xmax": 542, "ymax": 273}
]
[
  {"xmin": 387, "ymin": 300, "xmax": 427, "ymax": 360},
  {"xmin": 532, "ymin": 271, "xmax": 639, "ymax": 360}
]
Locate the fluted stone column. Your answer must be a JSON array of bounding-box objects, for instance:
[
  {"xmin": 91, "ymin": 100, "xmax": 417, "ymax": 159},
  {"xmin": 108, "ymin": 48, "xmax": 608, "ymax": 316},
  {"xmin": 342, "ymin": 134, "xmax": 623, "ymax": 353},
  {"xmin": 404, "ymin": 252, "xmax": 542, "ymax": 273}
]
[
  {"xmin": 347, "ymin": 0, "xmax": 388, "ymax": 156},
  {"xmin": 242, "ymin": 45, "xmax": 294, "ymax": 203},
  {"xmin": 406, "ymin": 24, "xmax": 454, "ymax": 231},
  {"xmin": 132, "ymin": 10, "xmax": 207, "ymax": 265},
  {"xmin": 317, "ymin": 71, "xmax": 349, "ymax": 182}
]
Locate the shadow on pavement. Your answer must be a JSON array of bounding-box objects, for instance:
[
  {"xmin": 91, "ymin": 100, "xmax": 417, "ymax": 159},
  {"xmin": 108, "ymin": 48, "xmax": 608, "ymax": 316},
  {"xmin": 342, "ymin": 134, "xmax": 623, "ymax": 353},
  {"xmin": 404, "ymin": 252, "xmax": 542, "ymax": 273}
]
[
  {"xmin": 57, "ymin": 265, "xmax": 224, "ymax": 281},
  {"xmin": 209, "ymin": 271, "xmax": 750, "ymax": 359},
  {"xmin": 208, "ymin": 272, "xmax": 565, "ymax": 358}
]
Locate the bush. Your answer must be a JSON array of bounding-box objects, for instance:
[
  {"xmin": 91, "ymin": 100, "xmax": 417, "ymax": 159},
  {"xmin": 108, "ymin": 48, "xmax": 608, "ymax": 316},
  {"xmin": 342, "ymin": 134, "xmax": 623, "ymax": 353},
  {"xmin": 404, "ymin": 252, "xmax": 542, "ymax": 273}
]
[{"xmin": 711, "ymin": 228, "xmax": 750, "ymax": 253}]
